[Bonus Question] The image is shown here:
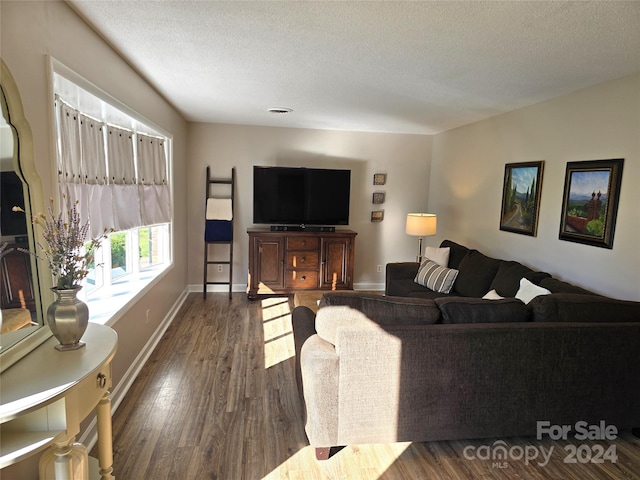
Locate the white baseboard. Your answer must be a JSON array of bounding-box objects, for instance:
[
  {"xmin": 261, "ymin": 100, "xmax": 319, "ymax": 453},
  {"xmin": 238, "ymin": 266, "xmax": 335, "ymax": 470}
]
[
  {"xmin": 189, "ymin": 283, "xmax": 247, "ymax": 293},
  {"xmin": 354, "ymin": 282, "xmax": 385, "ymax": 292},
  {"xmin": 79, "ymin": 288, "xmax": 190, "ymax": 450}
]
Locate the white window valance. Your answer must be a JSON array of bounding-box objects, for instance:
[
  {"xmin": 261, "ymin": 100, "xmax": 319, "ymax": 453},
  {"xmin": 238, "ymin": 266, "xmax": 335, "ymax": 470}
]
[
  {"xmin": 137, "ymin": 133, "xmax": 166, "ymax": 185},
  {"xmin": 137, "ymin": 133, "xmax": 170, "ymax": 225},
  {"xmin": 80, "ymin": 113, "xmax": 110, "ymax": 237},
  {"xmin": 106, "ymin": 125, "xmax": 135, "ymax": 185},
  {"xmin": 80, "ymin": 113, "xmax": 107, "ymax": 185},
  {"xmin": 105, "ymin": 125, "xmax": 140, "ymax": 231},
  {"xmin": 56, "ymin": 100, "xmax": 82, "ymax": 184},
  {"xmin": 55, "ymin": 96, "xmax": 170, "ymax": 236}
]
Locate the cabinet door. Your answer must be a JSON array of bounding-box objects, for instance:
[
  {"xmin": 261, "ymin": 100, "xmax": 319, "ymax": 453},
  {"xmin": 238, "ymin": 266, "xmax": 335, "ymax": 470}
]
[
  {"xmin": 321, "ymin": 237, "xmax": 353, "ymax": 290},
  {"xmin": 0, "ymin": 246, "xmax": 35, "ymax": 310},
  {"xmin": 254, "ymin": 237, "xmax": 284, "ymax": 291}
]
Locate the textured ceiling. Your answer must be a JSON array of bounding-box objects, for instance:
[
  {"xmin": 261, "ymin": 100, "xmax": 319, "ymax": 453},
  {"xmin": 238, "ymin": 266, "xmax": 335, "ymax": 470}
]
[{"xmin": 69, "ymin": 1, "xmax": 640, "ymax": 134}]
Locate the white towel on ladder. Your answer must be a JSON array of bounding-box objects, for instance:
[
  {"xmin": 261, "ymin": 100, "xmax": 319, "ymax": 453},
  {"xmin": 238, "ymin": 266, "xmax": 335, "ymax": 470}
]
[{"xmin": 206, "ymin": 198, "xmax": 233, "ymax": 220}]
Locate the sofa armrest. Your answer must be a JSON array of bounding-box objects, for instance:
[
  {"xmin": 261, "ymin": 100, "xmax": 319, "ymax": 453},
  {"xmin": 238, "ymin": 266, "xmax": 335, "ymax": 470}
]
[
  {"xmin": 300, "ymin": 334, "xmax": 340, "ymax": 448},
  {"xmin": 334, "ymin": 326, "xmax": 405, "ymax": 445},
  {"xmin": 386, "ymin": 262, "xmax": 420, "ymax": 281},
  {"xmin": 292, "ymin": 306, "xmax": 318, "ymax": 401},
  {"xmin": 385, "ymin": 262, "xmax": 419, "ymax": 294}
]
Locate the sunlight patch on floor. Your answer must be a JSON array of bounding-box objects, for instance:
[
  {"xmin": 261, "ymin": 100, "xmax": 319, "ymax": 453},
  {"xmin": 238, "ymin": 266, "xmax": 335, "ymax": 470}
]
[
  {"xmin": 261, "ymin": 443, "xmax": 412, "ymax": 479},
  {"xmin": 261, "ymin": 297, "xmax": 295, "ymax": 369}
]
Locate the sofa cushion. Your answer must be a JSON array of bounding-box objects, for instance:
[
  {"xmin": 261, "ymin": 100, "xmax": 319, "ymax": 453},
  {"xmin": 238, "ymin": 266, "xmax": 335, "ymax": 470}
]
[
  {"xmin": 435, "ymin": 297, "xmax": 530, "ymax": 324},
  {"xmin": 414, "ymin": 260, "xmax": 459, "ymax": 294},
  {"xmin": 439, "ymin": 239, "xmax": 469, "ymax": 269},
  {"xmin": 385, "ymin": 278, "xmax": 446, "ymax": 298},
  {"xmin": 453, "ymin": 250, "xmax": 502, "ymax": 297},
  {"xmin": 489, "ymin": 261, "xmax": 552, "ymax": 297},
  {"xmin": 424, "ymin": 246, "xmax": 450, "ymax": 267},
  {"xmin": 529, "ymin": 294, "xmax": 640, "ymax": 323},
  {"xmin": 319, "ymin": 292, "xmax": 441, "ymax": 325},
  {"xmin": 515, "ymin": 278, "xmax": 551, "ymax": 304},
  {"xmin": 386, "ymin": 281, "xmax": 453, "ymax": 300},
  {"xmin": 539, "ymin": 277, "xmax": 596, "ymax": 295}
]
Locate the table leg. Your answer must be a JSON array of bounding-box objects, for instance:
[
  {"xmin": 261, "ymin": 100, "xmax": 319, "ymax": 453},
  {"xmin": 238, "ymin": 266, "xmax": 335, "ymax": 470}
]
[
  {"xmin": 96, "ymin": 391, "xmax": 114, "ymax": 480},
  {"xmin": 39, "ymin": 440, "xmax": 89, "ymax": 480}
]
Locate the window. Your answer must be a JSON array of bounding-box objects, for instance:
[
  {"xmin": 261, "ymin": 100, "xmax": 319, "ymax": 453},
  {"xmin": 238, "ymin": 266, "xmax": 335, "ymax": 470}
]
[
  {"xmin": 110, "ymin": 231, "xmax": 129, "ymax": 280},
  {"xmin": 139, "ymin": 225, "xmax": 168, "ymax": 269},
  {"xmin": 51, "ymin": 59, "xmax": 172, "ymax": 325}
]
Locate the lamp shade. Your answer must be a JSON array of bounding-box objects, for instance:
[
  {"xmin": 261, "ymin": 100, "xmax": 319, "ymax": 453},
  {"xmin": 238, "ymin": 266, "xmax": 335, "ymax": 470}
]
[{"xmin": 406, "ymin": 213, "xmax": 437, "ymax": 236}]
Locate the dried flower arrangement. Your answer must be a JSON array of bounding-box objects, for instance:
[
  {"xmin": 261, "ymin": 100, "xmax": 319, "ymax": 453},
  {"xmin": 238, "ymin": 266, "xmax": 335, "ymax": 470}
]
[{"xmin": 14, "ymin": 197, "xmax": 112, "ymax": 290}]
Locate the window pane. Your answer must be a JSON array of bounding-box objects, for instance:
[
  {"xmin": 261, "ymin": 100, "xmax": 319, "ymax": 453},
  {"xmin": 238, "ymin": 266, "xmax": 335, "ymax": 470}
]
[
  {"xmin": 110, "ymin": 231, "xmax": 128, "ymax": 280},
  {"xmin": 84, "ymin": 241, "xmax": 103, "ymax": 292},
  {"xmin": 139, "ymin": 225, "xmax": 164, "ymax": 269}
]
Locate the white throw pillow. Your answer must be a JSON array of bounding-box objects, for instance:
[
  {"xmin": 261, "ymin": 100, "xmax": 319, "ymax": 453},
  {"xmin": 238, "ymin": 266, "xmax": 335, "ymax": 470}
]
[
  {"xmin": 515, "ymin": 277, "xmax": 551, "ymax": 304},
  {"xmin": 424, "ymin": 246, "xmax": 450, "ymax": 267},
  {"xmin": 482, "ymin": 289, "xmax": 504, "ymax": 300}
]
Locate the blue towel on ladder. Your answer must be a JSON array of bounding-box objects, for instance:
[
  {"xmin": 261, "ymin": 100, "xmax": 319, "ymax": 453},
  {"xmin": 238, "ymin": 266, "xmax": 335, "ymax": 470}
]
[{"xmin": 205, "ymin": 220, "xmax": 232, "ymax": 242}]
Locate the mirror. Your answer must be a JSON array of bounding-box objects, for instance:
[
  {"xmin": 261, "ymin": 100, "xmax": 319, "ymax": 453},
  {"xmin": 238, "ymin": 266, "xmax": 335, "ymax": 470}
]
[{"xmin": 0, "ymin": 59, "xmax": 51, "ymax": 372}]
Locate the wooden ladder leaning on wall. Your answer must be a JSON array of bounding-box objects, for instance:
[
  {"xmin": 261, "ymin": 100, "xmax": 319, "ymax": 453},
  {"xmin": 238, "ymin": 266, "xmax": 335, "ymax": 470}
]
[{"xmin": 203, "ymin": 166, "xmax": 235, "ymax": 299}]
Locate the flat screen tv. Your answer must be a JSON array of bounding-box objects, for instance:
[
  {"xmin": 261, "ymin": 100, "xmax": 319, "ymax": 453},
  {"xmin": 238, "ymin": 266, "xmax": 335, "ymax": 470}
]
[{"xmin": 253, "ymin": 166, "xmax": 351, "ymax": 228}]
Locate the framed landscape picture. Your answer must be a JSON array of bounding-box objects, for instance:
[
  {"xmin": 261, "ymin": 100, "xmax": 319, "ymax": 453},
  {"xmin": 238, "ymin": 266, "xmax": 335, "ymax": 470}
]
[
  {"xmin": 559, "ymin": 158, "xmax": 624, "ymax": 249},
  {"xmin": 500, "ymin": 161, "xmax": 544, "ymax": 236}
]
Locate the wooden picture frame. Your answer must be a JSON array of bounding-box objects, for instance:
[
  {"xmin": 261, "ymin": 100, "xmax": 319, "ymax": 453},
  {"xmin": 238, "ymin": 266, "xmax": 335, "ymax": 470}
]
[
  {"xmin": 559, "ymin": 158, "xmax": 624, "ymax": 249},
  {"xmin": 500, "ymin": 161, "xmax": 544, "ymax": 236},
  {"xmin": 372, "ymin": 192, "xmax": 385, "ymax": 204},
  {"xmin": 371, "ymin": 210, "xmax": 384, "ymax": 222}
]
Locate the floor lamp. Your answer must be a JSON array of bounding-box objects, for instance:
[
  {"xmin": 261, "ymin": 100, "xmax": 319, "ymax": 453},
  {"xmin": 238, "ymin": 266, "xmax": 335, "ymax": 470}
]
[{"xmin": 406, "ymin": 213, "xmax": 437, "ymax": 263}]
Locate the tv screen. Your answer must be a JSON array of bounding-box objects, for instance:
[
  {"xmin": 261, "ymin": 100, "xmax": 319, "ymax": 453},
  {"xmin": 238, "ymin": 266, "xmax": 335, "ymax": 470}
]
[{"xmin": 253, "ymin": 166, "xmax": 351, "ymax": 226}]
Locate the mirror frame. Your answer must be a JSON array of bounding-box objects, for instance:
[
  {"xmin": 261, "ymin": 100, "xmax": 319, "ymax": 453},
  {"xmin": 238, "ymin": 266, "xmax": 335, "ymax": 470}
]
[{"xmin": 1, "ymin": 59, "xmax": 52, "ymax": 372}]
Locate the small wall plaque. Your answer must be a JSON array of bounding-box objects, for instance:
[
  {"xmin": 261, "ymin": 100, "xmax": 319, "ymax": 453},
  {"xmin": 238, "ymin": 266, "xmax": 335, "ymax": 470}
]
[
  {"xmin": 372, "ymin": 192, "xmax": 385, "ymax": 204},
  {"xmin": 373, "ymin": 173, "xmax": 387, "ymax": 185},
  {"xmin": 371, "ymin": 210, "xmax": 384, "ymax": 222}
]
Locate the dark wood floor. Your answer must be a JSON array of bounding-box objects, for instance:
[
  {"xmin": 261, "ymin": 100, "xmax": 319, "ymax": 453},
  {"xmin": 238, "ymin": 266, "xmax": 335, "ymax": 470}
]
[{"xmin": 99, "ymin": 293, "xmax": 640, "ymax": 479}]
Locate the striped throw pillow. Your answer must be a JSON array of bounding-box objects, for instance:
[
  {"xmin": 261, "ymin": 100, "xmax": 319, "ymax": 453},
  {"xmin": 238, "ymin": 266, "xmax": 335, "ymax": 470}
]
[{"xmin": 414, "ymin": 260, "xmax": 459, "ymax": 294}]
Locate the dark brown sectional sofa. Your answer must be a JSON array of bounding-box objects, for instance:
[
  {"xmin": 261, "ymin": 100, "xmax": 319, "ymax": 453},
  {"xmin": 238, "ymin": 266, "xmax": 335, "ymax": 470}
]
[
  {"xmin": 386, "ymin": 239, "xmax": 596, "ymax": 299},
  {"xmin": 292, "ymin": 239, "xmax": 640, "ymax": 459}
]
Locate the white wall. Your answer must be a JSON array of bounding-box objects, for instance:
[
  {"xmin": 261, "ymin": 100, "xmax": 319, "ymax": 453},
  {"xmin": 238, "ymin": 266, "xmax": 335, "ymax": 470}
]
[
  {"xmin": 1, "ymin": 2, "xmax": 188, "ymax": 476},
  {"xmin": 429, "ymin": 74, "xmax": 640, "ymax": 301},
  {"xmin": 187, "ymin": 123, "xmax": 432, "ymax": 290}
]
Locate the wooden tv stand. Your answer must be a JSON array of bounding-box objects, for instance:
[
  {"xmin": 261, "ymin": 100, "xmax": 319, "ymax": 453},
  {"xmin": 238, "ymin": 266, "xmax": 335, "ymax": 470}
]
[{"xmin": 247, "ymin": 228, "xmax": 357, "ymax": 299}]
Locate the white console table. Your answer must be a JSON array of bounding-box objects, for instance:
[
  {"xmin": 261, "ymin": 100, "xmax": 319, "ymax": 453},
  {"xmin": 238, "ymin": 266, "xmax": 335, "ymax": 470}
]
[{"xmin": 0, "ymin": 323, "xmax": 118, "ymax": 479}]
